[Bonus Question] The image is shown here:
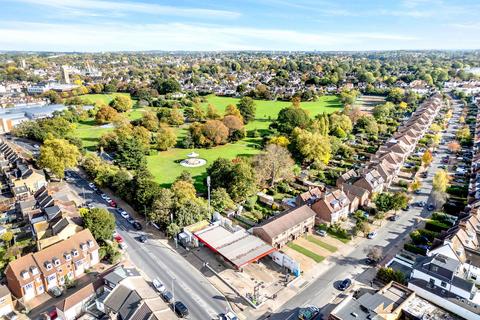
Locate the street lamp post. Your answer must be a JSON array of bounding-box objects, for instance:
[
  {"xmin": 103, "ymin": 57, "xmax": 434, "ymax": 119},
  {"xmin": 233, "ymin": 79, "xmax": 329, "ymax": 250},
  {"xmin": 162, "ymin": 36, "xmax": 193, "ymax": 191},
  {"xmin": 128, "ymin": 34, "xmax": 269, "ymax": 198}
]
[{"xmin": 207, "ymin": 176, "xmax": 211, "ymax": 220}]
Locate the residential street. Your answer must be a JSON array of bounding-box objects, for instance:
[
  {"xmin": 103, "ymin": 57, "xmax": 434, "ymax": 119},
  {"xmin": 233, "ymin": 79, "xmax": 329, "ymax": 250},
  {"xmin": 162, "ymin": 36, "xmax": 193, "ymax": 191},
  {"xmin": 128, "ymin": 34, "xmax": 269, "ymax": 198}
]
[
  {"xmin": 66, "ymin": 174, "xmax": 232, "ymax": 320},
  {"xmin": 263, "ymin": 99, "xmax": 462, "ymax": 320}
]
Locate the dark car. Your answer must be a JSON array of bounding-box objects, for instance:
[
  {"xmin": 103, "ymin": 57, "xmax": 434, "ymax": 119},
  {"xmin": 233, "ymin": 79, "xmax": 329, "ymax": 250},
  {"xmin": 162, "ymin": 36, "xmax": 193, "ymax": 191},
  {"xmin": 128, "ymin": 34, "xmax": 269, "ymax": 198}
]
[
  {"xmin": 389, "ymin": 215, "xmax": 399, "ymax": 221},
  {"xmin": 161, "ymin": 291, "xmax": 174, "ymax": 303},
  {"xmin": 365, "ymin": 258, "xmax": 378, "ymax": 265},
  {"xmin": 133, "ymin": 221, "xmax": 143, "ymax": 230},
  {"xmin": 173, "ymin": 301, "xmax": 189, "ymax": 318},
  {"xmin": 427, "ymin": 204, "xmax": 435, "ymax": 211},
  {"xmin": 138, "ymin": 235, "xmax": 147, "ymax": 243},
  {"xmin": 338, "ymin": 278, "xmax": 352, "ymax": 291}
]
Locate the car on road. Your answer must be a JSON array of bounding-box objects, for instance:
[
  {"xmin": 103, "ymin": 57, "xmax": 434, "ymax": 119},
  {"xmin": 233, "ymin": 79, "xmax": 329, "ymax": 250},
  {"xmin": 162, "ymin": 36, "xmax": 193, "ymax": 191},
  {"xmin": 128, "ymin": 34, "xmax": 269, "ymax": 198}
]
[
  {"xmin": 297, "ymin": 306, "xmax": 320, "ymax": 320},
  {"xmin": 367, "ymin": 231, "xmax": 377, "ymax": 239},
  {"xmin": 33, "ymin": 144, "xmax": 40, "ymax": 149},
  {"xmin": 108, "ymin": 200, "xmax": 117, "ymax": 207},
  {"xmin": 427, "ymin": 204, "xmax": 435, "ymax": 211},
  {"xmin": 87, "ymin": 203, "xmax": 95, "ymax": 210},
  {"xmin": 421, "ymin": 172, "xmax": 428, "ymax": 178},
  {"xmin": 114, "ymin": 235, "xmax": 123, "ymax": 243},
  {"xmin": 315, "ymin": 229, "xmax": 327, "ymax": 237},
  {"xmin": 161, "ymin": 290, "xmax": 174, "ymax": 304},
  {"xmin": 414, "ymin": 189, "xmax": 421, "ymax": 195},
  {"xmin": 119, "ymin": 242, "xmax": 128, "ymax": 250},
  {"xmin": 88, "ymin": 182, "xmax": 98, "ymax": 190},
  {"xmin": 121, "ymin": 212, "xmax": 130, "ymax": 219},
  {"xmin": 138, "ymin": 235, "xmax": 147, "ymax": 243},
  {"xmin": 388, "ymin": 215, "xmax": 399, "ymax": 221},
  {"xmin": 416, "ymin": 201, "xmax": 426, "ymax": 207},
  {"xmin": 133, "ymin": 221, "xmax": 143, "ymax": 230},
  {"xmin": 152, "ymin": 278, "xmax": 166, "ymax": 293},
  {"xmin": 338, "ymin": 278, "xmax": 352, "ymax": 291},
  {"xmin": 127, "ymin": 217, "xmax": 135, "ymax": 224},
  {"xmin": 49, "ymin": 286, "xmax": 62, "ymax": 297},
  {"xmin": 100, "ymin": 193, "xmax": 108, "ymax": 200},
  {"xmin": 173, "ymin": 301, "xmax": 189, "ymax": 318}
]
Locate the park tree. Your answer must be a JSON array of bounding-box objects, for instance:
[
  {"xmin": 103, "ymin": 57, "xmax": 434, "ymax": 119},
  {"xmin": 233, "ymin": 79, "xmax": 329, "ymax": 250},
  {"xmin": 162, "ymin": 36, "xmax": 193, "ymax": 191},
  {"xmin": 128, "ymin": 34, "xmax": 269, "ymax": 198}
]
[
  {"xmin": 225, "ymin": 104, "xmax": 243, "ymax": 122},
  {"xmin": 206, "ymin": 104, "xmax": 221, "ymax": 120},
  {"xmin": 268, "ymin": 136, "xmax": 290, "ymax": 147},
  {"xmin": 169, "ymin": 107, "xmax": 184, "ymax": 126},
  {"xmin": 38, "ymin": 138, "xmax": 80, "ymax": 179},
  {"xmin": 433, "ymin": 169, "xmax": 450, "ymax": 193},
  {"xmin": 365, "ymin": 245, "xmax": 383, "ymax": 262},
  {"xmin": 207, "ymin": 158, "xmax": 256, "ymax": 202},
  {"xmin": 132, "ymin": 169, "xmax": 161, "ymax": 209},
  {"xmin": 312, "ymin": 113, "xmax": 330, "ymax": 136},
  {"xmin": 275, "ymin": 105, "xmax": 311, "ymax": 134},
  {"xmin": 156, "ymin": 125, "xmax": 177, "ymax": 151},
  {"xmin": 292, "ymin": 128, "xmax": 331, "ymax": 165},
  {"xmin": 171, "ymin": 180, "xmax": 197, "ymax": 205},
  {"xmin": 448, "ymin": 140, "xmax": 461, "ymax": 153},
  {"xmin": 373, "ymin": 102, "xmax": 395, "ymax": 120},
  {"xmin": 211, "ymin": 188, "xmax": 236, "ymax": 212},
  {"xmin": 190, "ymin": 120, "xmax": 229, "ymax": 147},
  {"xmin": 81, "ymin": 208, "xmax": 115, "ymax": 243},
  {"xmin": 421, "ymin": 150, "xmax": 433, "ymax": 167},
  {"xmin": 132, "ymin": 126, "xmax": 151, "ymax": 150},
  {"xmin": 253, "ymin": 144, "xmax": 295, "ymax": 187},
  {"xmin": 356, "ymin": 220, "xmax": 371, "ymax": 237},
  {"xmin": 345, "ymin": 105, "xmax": 364, "ymax": 124},
  {"xmin": 149, "ymin": 188, "xmax": 174, "ymax": 227},
  {"xmin": 115, "ymin": 138, "xmax": 147, "ymax": 170},
  {"xmin": 175, "ymin": 201, "xmax": 209, "ymax": 228},
  {"xmin": 339, "ymin": 89, "xmax": 359, "ymax": 105},
  {"xmin": 154, "ymin": 78, "xmax": 181, "ymax": 94},
  {"xmin": 328, "ymin": 113, "xmax": 353, "ymax": 138},
  {"xmin": 141, "ymin": 111, "xmax": 159, "ymax": 132},
  {"xmin": 236, "ymin": 97, "xmax": 256, "ymax": 123},
  {"xmin": 109, "ymin": 95, "xmax": 133, "ymax": 112},
  {"xmin": 95, "ymin": 105, "xmax": 118, "ymax": 124},
  {"xmin": 222, "ymin": 115, "xmax": 245, "ymax": 141}
]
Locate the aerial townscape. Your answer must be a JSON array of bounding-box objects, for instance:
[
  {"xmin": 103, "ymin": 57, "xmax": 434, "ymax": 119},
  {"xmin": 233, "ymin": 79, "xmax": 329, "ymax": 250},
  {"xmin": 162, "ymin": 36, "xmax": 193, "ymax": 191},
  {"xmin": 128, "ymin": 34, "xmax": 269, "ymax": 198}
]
[{"xmin": 1, "ymin": 1, "xmax": 480, "ymax": 320}]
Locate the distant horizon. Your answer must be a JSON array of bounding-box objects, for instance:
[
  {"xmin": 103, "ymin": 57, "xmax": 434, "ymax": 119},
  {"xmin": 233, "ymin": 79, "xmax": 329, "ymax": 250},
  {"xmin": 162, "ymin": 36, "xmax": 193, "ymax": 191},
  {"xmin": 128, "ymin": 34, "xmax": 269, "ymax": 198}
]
[
  {"xmin": 1, "ymin": 48, "xmax": 480, "ymax": 54},
  {"xmin": 1, "ymin": 0, "xmax": 479, "ymax": 51}
]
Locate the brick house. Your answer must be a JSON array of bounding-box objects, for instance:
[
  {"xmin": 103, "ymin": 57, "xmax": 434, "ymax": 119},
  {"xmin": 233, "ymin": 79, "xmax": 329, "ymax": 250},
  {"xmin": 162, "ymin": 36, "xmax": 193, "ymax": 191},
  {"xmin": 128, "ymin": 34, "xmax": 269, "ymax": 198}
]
[
  {"xmin": 252, "ymin": 205, "xmax": 316, "ymax": 248},
  {"xmin": 311, "ymin": 188, "xmax": 351, "ymax": 224},
  {"xmin": 5, "ymin": 229, "xmax": 99, "ymax": 301}
]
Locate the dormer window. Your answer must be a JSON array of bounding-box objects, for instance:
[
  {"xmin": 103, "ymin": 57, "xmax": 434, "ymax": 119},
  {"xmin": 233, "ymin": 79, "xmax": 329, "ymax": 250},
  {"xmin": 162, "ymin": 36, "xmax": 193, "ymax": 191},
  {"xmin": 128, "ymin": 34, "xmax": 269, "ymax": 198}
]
[
  {"xmin": 44, "ymin": 262, "xmax": 53, "ymax": 270},
  {"xmin": 72, "ymin": 249, "xmax": 79, "ymax": 257},
  {"xmin": 64, "ymin": 253, "xmax": 71, "ymax": 261},
  {"xmin": 81, "ymin": 243, "xmax": 88, "ymax": 251},
  {"xmin": 53, "ymin": 258, "xmax": 61, "ymax": 267},
  {"xmin": 87, "ymin": 240, "xmax": 94, "ymax": 248},
  {"xmin": 21, "ymin": 270, "xmax": 30, "ymax": 280},
  {"xmin": 30, "ymin": 266, "xmax": 39, "ymax": 275}
]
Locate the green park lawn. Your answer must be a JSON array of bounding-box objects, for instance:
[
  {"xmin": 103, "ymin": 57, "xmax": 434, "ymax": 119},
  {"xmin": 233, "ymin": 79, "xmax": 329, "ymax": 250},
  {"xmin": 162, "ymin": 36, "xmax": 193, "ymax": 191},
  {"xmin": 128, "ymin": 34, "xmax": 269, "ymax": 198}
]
[
  {"xmin": 79, "ymin": 93, "xmax": 130, "ymax": 105},
  {"xmin": 74, "ymin": 94, "xmax": 343, "ymax": 188}
]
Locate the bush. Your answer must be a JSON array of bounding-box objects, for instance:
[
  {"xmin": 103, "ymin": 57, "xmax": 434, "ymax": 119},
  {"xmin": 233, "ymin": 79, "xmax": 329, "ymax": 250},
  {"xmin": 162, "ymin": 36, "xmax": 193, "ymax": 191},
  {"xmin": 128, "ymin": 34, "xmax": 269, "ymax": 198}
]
[
  {"xmin": 425, "ymin": 219, "xmax": 450, "ymax": 232},
  {"xmin": 446, "ymin": 185, "xmax": 468, "ymax": 198},
  {"xmin": 376, "ymin": 267, "xmax": 406, "ymax": 284},
  {"xmin": 404, "ymin": 243, "xmax": 427, "ymax": 255}
]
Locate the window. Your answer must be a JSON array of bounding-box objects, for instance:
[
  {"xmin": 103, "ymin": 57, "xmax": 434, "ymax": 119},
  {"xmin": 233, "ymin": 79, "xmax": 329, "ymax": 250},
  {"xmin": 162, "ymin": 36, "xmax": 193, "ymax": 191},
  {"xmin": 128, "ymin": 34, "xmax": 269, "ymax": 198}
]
[
  {"xmin": 72, "ymin": 249, "xmax": 79, "ymax": 257},
  {"xmin": 441, "ymin": 281, "xmax": 447, "ymax": 287},
  {"xmin": 37, "ymin": 285, "xmax": 44, "ymax": 294},
  {"xmin": 23, "ymin": 283, "xmax": 34, "ymax": 291},
  {"xmin": 88, "ymin": 240, "xmax": 94, "ymax": 248},
  {"xmin": 21, "ymin": 271, "xmax": 30, "ymax": 280},
  {"xmin": 30, "ymin": 266, "xmax": 39, "ymax": 275},
  {"xmin": 53, "ymin": 258, "xmax": 61, "ymax": 267},
  {"xmin": 47, "ymin": 274, "xmax": 56, "ymax": 282},
  {"xmin": 431, "ymin": 266, "xmax": 438, "ymax": 272},
  {"xmin": 64, "ymin": 253, "xmax": 71, "ymax": 261},
  {"xmin": 44, "ymin": 262, "xmax": 52, "ymax": 270},
  {"xmin": 429, "ymin": 278, "xmax": 435, "ymax": 287}
]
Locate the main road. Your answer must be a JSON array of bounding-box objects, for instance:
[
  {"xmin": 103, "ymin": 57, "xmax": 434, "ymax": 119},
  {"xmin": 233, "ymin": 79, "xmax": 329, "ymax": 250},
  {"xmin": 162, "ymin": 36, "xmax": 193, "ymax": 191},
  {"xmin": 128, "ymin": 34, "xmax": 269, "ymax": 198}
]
[{"xmin": 264, "ymin": 98, "xmax": 463, "ymax": 320}]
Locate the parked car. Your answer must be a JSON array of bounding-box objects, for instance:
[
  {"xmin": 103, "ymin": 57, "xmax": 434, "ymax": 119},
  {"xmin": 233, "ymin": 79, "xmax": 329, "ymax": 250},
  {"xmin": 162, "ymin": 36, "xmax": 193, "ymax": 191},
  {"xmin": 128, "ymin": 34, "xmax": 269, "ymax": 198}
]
[
  {"xmin": 114, "ymin": 235, "xmax": 123, "ymax": 243},
  {"xmin": 338, "ymin": 278, "xmax": 352, "ymax": 291},
  {"xmin": 119, "ymin": 242, "xmax": 128, "ymax": 250},
  {"xmin": 367, "ymin": 231, "xmax": 377, "ymax": 239},
  {"xmin": 427, "ymin": 204, "xmax": 435, "ymax": 211},
  {"xmin": 315, "ymin": 229, "xmax": 327, "ymax": 237},
  {"xmin": 88, "ymin": 182, "xmax": 98, "ymax": 191},
  {"xmin": 100, "ymin": 193, "xmax": 108, "ymax": 200},
  {"xmin": 87, "ymin": 202, "xmax": 95, "ymax": 210},
  {"xmin": 365, "ymin": 257, "xmax": 378, "ymax": 265},
  {"xmin": 161, "ymin": 291, "xmax": 174, "ymax": 303},
  {"xmin": 152, "ymin": 278, "xmax": 166, "ymax": 293},
  {"xmin": 138, "ymin": 235, "xmax": 147, "ymax": 243},
  {"xmin": 133, "ymin": 221, "xmax": 143, "ymax": 230},
  {"xmin": 417, "ymin": 201, "xmax": 426, "ymax": 207},
  {"xmin": 127, "ymin": 217, "xmax": 135, "ymax": 224},
  {"xmin": 297, "ymin": 306, "xmax": 320, "ymax": 320},
  {"xmin": 389, "ymin": 215, "xmax": 399, "ymax": 221},
  {"xmin": 173, "ymin": 301, "xmax": 189, "ymax": 318},
  {"xmin": 49, "ymin": 286, "xmax": 62, "ymax": 297},
  {"xmin": 108, "ymin": 200, "xmax": 117, "ymax": 207}
]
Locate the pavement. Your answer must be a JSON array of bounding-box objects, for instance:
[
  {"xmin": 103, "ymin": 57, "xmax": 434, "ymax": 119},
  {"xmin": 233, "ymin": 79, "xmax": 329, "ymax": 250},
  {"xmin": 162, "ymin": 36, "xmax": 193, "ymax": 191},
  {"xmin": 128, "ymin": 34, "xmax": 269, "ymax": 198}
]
[
  {"xmin": 66, "ymin": 170, "xmax": 233, "ymax": 320},
  {"xmin": 256, "ymin": 99, "xmax": 463, "ymax": 320}
]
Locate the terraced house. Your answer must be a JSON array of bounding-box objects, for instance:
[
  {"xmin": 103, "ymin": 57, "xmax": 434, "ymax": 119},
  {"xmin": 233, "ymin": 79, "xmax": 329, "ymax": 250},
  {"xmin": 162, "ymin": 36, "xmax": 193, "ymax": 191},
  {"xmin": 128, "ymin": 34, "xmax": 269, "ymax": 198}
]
[{"xmin": 5, "ymin": 229, "xmax": 99, "ymax": 301}]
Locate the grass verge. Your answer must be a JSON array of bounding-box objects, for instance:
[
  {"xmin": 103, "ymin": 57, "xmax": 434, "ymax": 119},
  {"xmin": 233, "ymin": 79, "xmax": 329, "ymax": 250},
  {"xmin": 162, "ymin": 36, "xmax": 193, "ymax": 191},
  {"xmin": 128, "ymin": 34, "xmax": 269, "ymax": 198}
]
[
  {"xmin": 306, "ymin": 235, "xmax": 337, "ymax": 252},
  {"xmin": 287, "ymin": 243, "xmax": 325, "ymax": 263}
]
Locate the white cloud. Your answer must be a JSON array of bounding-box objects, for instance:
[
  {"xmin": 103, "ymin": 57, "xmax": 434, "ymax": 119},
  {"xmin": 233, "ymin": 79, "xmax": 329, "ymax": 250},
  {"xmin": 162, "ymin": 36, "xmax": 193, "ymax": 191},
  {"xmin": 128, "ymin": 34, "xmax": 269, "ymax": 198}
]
[
  {"xmin": 13, "ymin": 0, "xmax": 240, "ymax": 19},
  {"xmin": 0, "ymin": 21, "xmax": 420, "ymax": 52},
  {"xmin": 450, "ymin": 22, "xmax": 480, "ymax": 30}
]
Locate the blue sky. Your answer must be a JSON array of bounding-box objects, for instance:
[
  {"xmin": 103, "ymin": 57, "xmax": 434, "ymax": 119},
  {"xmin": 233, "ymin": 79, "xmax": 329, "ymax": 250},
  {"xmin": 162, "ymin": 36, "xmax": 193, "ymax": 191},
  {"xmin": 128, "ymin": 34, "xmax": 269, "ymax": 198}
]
[{"xmin": 0, "ymin": 0, "xmax": 479, "ymax": 51}]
